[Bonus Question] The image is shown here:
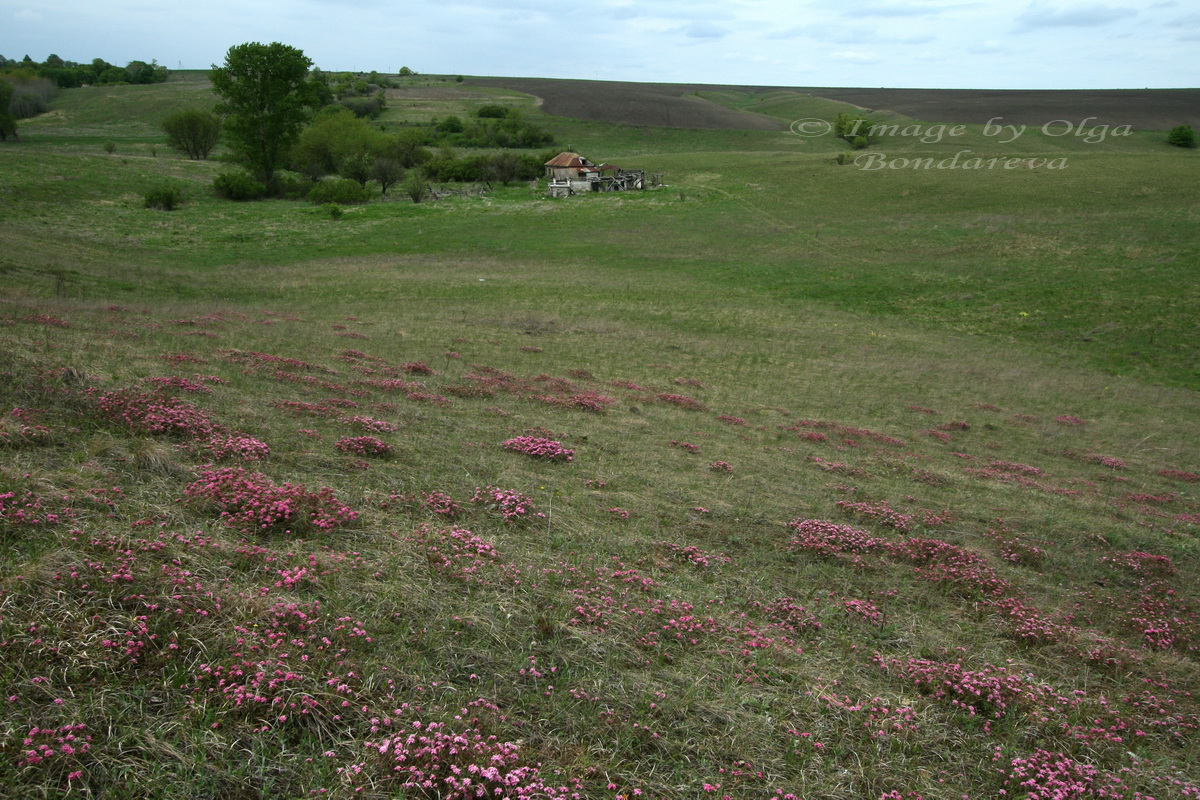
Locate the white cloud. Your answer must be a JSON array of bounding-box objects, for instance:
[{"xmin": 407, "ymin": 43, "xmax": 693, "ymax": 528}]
[
  {"xmin": 1015, "ymin": 2, "xmax": 1138, "ymax": 30},
  {"xmin": 676, "ymin": 21, "xmax": 728, "ymax": 39},
  {"xmin": 830, "ymin": 49, "xmax": 883, "ymax": 63}
]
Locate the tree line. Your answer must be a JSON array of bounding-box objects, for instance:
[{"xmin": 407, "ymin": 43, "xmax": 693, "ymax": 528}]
[
  {"xmin": 0, "ymin": 53, "xmax": 169, "ymax": 88},
  {"xmin": 0, "ymin": 53, "xmax": 169, "ymax": 140},
  {"xmin": 166, "ymin": 42, "xmax": 554, "ymax": 204}
]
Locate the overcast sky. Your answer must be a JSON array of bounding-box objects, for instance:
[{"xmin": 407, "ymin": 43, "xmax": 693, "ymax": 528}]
[{"xmin": 2, "ymin": 0, "xmax": 1197, "ymax": 89}]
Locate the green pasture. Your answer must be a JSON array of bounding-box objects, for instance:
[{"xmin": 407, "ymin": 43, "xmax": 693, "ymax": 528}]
[
  {"xmin": 0, "ymin": 73, "xmax": 1198, "ymax": 800},
  {"xmin": 3, "ymin": 78, "xmax": 1197, "ymax": 388}
]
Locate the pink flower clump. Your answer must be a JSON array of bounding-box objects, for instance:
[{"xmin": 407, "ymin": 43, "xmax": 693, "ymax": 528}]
[
  {"xmin": 18, "ymin": 723, "xmax": 92, "ymax": 768},
  {"xmin": 183, "ymin": 467, "xmax": 358, "ymax": 533},
  {"xmin": 1000, "ymin": 749, "xmax": 1126, "ymax": 799},
  {"xmin": 350, "ymin": 710, "xmax": 581, "ymax": 799},
  {"xmin": 471, "ymin": 486, "xmax": 545, "ymax": 523},
  {"xmin": 656, "ymin": 393, "xmax": 708, "ymax": 411},
  {"xmin": 334, "ymin": 436, "xmax": 394, "ymax": 457},
  {"xmin": 205, "ymin": 433, "xmax": 271, "ymax": 462},
  {"xmin": 90, "ymin": 387, "xmax": 215, "ymax": 438},
  {"xmin": 501, "ymin": 436, "xmax": 574, "ymax": 463}
]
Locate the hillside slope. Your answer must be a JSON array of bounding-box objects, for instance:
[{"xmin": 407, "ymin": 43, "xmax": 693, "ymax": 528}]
[{"xmin": 468, "ymin": 76, "xmax": 1200, "ymax": 130}]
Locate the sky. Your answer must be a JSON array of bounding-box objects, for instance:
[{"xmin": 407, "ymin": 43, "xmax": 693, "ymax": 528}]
[{"xmin": 2, "ymin": 0, "xmax": 1198, "ymax": 89}]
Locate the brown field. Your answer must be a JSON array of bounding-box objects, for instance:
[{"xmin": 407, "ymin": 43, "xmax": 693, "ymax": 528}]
[{"xmin": 467, "ymin": 75, "xmax": 1200, "ymax": 130}]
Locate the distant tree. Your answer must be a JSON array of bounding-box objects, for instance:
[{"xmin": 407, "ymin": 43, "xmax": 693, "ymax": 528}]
[
  {"xmin": 97, "ymin": 66, "xmax": 129, "ymax": 84},
  {"xmin": 371, "ymin": 157, "xmax": 405, "ymax": 195},
  {"xmin": 210, "ymin": 41, "xmax": 321, "ymax": 190},
  {"xmin": 436, "ymin": 115, "xmax": 464, "ymax": 134},
  {"xmin": 490, "ymin": 151, "xmax": 523, "ymax": 185},
  {"xmin": 1167, "ymin": 124, "xmax": 1196, "ymax": 148},
  {"xmin": 6, "ymin": 77, "xmax": 55, "ymax": 118},
  {"xmin": 834, "ymin": 112, "xmax": 872, "ymax": 144},
  {"xmin": 339, "ymin": 152, "xmax": 374, "ymax": 187},
  {"xmin": 125, "ymin": 60, "xmax": 168, "ymax": 84},
  {"xmin": 398, "ymin": 66, "xmax": 413, "ymax": 76},
  {"xmin": 0, "ymin": 80, "xmax": 16, "ymax": 141},
  {"xmin": 338, "ymin": 93, "xmax": 386, "ymax": 118},
  {"xmin": 289, "ymin": 105, "xmax": 384, "ymax": 178},
  {"xmin": 382, "ymin": 126, "xmax": 432, "ymax": 168},
  {"xmin": 162, "ymin": 107, "xmax": 222, "ymax": 159}
]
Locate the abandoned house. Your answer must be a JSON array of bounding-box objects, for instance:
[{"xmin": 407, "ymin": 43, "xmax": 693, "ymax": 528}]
[{"xmin": 544, "ymin": 151, "xmax": 646, "ymax": 197}]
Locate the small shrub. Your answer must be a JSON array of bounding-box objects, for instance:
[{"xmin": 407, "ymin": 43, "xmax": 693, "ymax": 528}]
[
  {"xmin": 102, "ymin": 141, "xmax": 116, "ymax": 154},
  {"xmin": 274, "ymin": 171, "xmax": 314, "ymax": 200},
  {"xmin": 403, "ymin": 172, "xmax": 426, "ymax": 203},
  {"xmin": 1167, "ymin": 124, "xmax": 1196, "ymax": 148},
  {"xmin": 308, "ymin": 178, "xmax": 371, "ymax": 205},
  {"xmin": 322, "ymin": 203, "xmax": 343, "ymax": 219},
  {"xmin": 161, "ymin": 107, "xmax": 221, "ymax": 159},
  {"xmin": 213, "ymin": 171, "xmax": 268, "ymax": 201},
  {"xmin": 143, "ymin": 185, "xmax": 184, "ymax": 211}
]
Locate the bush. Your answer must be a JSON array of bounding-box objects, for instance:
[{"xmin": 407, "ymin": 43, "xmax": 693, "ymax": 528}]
[
  {"xmin": 476, "ymin": 104, "xmax": 509, "ymax": 119},
  {"xmin": 102, "ymin": 141, "xmax": 116, "ymax": 154},
  {"xmin": 321, "ymin": 203, "xmax": 343, "ymax": 219},
  {"xmin": 143, "ymin": 185, "xmax": 184, "ymax": 211},
  {"xmin": 7, "ymin": 79, "xmax": 55, "ymax": 119},
  {"xmin": 1167, "ymin": 124, "xmax": 1196, "ymax": 148},
  {"xmin": 834, "ymin": 112, "xmax": 871, "ymax": 141},
  {"xmin": 436, "ymin": 115, "xmax": 464, "ymax": 134},
  {"xmin": 161, "ymin": 108, "xmax": 221, "ymax": 159},
  {"xmin": 274, "ymin": 171, "xmax": 314, "ymax": 200},
  {"xmin": 308, "ymin": 178, "xmax": 372, "ymax": 205},
  {"xmin": 339, "ymin": 152, "xmax": 374, "ymax": 186},
  {"xmin": 338, "ymin": 94, "xmax": 386, "ymax": 119},
  {"xmin": 402, "ymin": 172, "xmax": 426, "ymax": 203},
  {"xmin": 213, "ymin": 171, "xmax": 268, "ymax": 201},
  {"xmin": 371, "ymin": 158, "xmax": 405, "ymax": 195}
]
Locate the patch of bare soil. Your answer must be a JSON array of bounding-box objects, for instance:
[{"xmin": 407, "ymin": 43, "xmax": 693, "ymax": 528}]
[{"xmin": 467, "ymin": 77, "xmax": 1200, "ymax": 131}]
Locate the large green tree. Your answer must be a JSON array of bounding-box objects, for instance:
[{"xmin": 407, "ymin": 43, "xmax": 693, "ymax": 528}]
[{"xmin": 210, "ymin": 42, "xmax": 319, "ymax": 188}]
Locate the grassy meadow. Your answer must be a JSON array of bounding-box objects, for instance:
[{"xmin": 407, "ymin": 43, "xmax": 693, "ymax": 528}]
[{"xmin": 0, "ymin": 72, "xmax": 1198, "ymax": 799}]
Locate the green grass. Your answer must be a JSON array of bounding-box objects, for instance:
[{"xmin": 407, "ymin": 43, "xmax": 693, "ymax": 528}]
[
  {"xmin": 7, "ymin": 79, "xmax": 1196, "ymax": 387},
  {"xmin": 0, "ymin": 76, "xmax": 1198, "ymax": 800}
]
